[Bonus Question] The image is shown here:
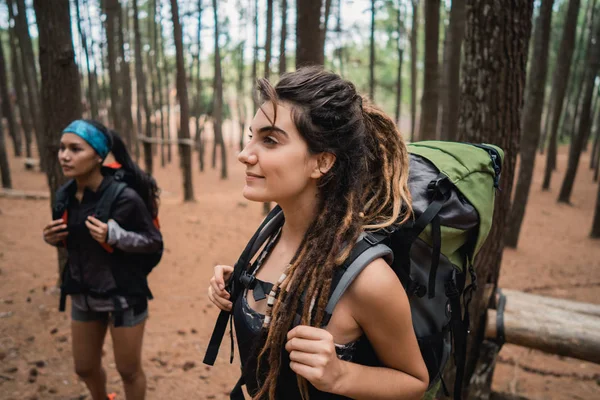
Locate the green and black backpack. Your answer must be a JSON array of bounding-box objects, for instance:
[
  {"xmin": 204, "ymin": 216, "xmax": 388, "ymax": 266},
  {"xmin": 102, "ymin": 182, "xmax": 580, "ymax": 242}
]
[{"xmin": 204, "ymin": 141, "xmax": 504, "ymax": 400}]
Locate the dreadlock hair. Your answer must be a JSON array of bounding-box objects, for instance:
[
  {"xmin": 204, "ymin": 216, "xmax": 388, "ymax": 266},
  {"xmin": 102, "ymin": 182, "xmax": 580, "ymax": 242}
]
[
  {"xmin": 85, "ymin": 120, "xmax": 160, "ymax": 218},
  {"xmin": 252, "ymin": 66, "xmax": 412, "ymax": 400}
]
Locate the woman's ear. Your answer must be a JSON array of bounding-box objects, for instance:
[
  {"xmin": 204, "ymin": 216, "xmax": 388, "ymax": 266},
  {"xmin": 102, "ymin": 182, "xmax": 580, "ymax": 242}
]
[{"xmin": 310, "ymin": 152, "xmax": 336, "ymax": 179}]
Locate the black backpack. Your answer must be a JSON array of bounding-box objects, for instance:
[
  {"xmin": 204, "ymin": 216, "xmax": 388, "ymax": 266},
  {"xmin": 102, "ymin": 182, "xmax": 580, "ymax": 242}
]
[
  {"xmin": 52, "ymin": 166, "xmax": 162, "ymax": 324},
  {"xmin": 204, "ymin": 141, "xmax": 504, "ymax": 400}
]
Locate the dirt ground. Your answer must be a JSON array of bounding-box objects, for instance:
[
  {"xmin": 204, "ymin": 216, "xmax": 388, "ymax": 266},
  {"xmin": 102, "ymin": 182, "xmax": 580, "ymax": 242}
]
[{"xmin": 1, "ymin": 143, "xmax": 599, "ymax": 400}]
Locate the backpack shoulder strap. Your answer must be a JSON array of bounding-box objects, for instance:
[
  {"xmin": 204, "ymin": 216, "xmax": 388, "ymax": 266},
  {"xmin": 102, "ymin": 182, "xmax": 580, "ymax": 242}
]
[
  {"xmin": 52, "ymin": 180, "xmax": 76, "ymax": 220},
  {"xmin": 94, "ymin": 180, "xmax": 128, "ymax": 223},
  {"xmin": 321, "ymin": 232, "xmax": 393, "ymax": 327},
  {"xmin": 203, "ymin": 205, "xmax": 284, "ymax": 366}
]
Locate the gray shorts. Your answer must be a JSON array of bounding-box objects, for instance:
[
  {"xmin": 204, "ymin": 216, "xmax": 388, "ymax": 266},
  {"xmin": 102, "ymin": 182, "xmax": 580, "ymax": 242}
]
[{"xmin": 71, "ymin": 304, "xmax": 148, "ymax": 327}]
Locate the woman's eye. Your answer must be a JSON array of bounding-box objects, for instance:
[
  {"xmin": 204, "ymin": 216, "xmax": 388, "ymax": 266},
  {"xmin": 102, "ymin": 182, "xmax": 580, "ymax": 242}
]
[{"xmin": 263, "ymin": 136, "xmax": 278, "ymax": 145}]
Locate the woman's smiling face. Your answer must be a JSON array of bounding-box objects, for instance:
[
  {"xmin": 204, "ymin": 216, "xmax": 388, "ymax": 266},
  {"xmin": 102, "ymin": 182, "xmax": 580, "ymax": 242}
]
[{"xmin": 237, "ymin": 102, "xmax": 323, "ymax": 204}]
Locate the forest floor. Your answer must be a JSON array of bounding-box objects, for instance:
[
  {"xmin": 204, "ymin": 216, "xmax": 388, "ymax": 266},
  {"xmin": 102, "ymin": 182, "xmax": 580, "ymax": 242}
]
[{"xmin": 1, "ymin": 143, "xmax": 599, "ymax": 400}]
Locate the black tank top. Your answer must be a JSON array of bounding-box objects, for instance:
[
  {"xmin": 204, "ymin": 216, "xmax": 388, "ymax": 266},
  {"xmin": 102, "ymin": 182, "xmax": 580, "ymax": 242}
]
[{"xmin": 232, "ymin": 232, "xmax": 380, "ymax": 399}]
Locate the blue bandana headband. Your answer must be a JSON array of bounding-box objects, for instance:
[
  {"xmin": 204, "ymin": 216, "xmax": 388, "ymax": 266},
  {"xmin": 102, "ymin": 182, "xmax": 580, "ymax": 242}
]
[{"xmin": 62, "ymin": 120, "xmax": 110, "ymax": 160}]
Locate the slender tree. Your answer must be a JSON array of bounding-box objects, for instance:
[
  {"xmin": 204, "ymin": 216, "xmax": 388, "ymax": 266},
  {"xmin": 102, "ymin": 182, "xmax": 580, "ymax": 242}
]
[
  {"xmin": 296, "ymin": 0, "xmax": 325, "ymax": 66},
  {"xmin": 102, "ymin": 0, "xmax": 123, "ymax": 133},
  {"xmin": 409, "ymin": 0, "xmax": 419, "ymax": 141},
  {"xmin": 213, "ymin": 0, "xmax": 227, "ymax": 180},
  {"xmin": 542, "ymin": 0, "xmax": 581, "ymax": 190},
  {"xmin": 156, "ymin": 0, "xmax": 166, "ymax": 167},
  {"xmin": 0, "ymin": 31, "xmax": 22, "ymax": 157},
  {"xmin": 252, "ymin": 0, "xmax": 259, "ymax": 112},
  {"xmin": 455, "ymin": 0, "xmax": 533, "ymax": 398},
  {"xmin": 75, "ymin": 0, "xmax": 99, "ymax": 120},
  {"xmin": 439, "ymin": 0, "xmax": 466, "ymax": 141},
  {"xmin": 592, "ymin": 175, "xmax": 600, "ymax": 237},
  {"xmin": 369, "ymin": 0, "xmax": 376, "ymax": 100},
  {"xmin": 118, "ymin": 1, "xmax": 134, "ymax": 149},
  {"xmin": 133, "ymin": 0, "xmax": 153, "ymax": 175},
  {"xmin": 0, "ymin": 89, "xmax": 12, "ymax": 188},
  {"xmin": 11, "ymin": 0, "xmax": 46, "ymax": 169},
  {"xmin": 171, "ymin": 0, "xmax": 195, "ymax": 201},
  {"xmin": 279, "ymin": 0, "xmax": 288, "ymax": 75},
  {"xmin": 506, "ymin": 0, "xmax": 555, "ymax": 248},
  {"xmin": 265, "ymin": 0, "xmax": 274, "ymax": 79},
  {"xmin": 195, "ymin": 0, "xmax": 205, "ymax": 172},
  {"xmin": 7, "ymin": 22, "xmax": 33, "ymax": 158},
  {"xmin": 395, "ymin": 0, "xmax": 405, "ymax": 126},
  {"xmin": 419, "ymin": 0, "xmax": 441, "ymax": 141},
  {"xmin": 557, "ymin": 15, "xmax": 600, "ymax": 204}
]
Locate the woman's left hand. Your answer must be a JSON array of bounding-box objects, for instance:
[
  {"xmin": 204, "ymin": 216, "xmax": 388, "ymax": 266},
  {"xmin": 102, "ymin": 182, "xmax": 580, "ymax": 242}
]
[
  {"xmin": 285, "ymin": 325, "xmax": 346, "ymax": 394},
  {"xmin": 85, "ymin": 216, "xmax": 109, "ymax": 243}
]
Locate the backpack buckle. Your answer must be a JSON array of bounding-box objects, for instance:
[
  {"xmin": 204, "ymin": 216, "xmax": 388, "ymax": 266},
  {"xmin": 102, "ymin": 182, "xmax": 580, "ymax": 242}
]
[
  {"xmin": 408, "ymin": 280, "xmax": 427, "ymax": 298},
  {"xmin": 239, "ymin": 271, "xmax": 256, "ymax": 289}
]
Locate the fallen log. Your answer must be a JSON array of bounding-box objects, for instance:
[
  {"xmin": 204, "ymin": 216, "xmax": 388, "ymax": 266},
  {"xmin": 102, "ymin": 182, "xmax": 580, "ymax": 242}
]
[
  {"xmin": 486, "ymin": 290, "xmax": 600, "ymax": 364},
  {"xmin": 0, "ymin": 189, "xmax": 50, "ymax": 200},
  {"xmin": 500, "ymin": 288, "xmax": 600, "ymax": 317}
]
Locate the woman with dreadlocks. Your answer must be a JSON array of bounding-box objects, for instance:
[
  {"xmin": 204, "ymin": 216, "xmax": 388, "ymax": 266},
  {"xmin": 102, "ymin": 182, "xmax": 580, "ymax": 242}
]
[{"xmin": 207, "ymin": 67, "xmax": 428, "ymax": 399}]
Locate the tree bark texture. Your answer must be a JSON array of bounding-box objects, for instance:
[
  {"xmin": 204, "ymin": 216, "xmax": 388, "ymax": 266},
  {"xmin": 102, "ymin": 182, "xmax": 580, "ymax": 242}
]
[
  {"xmin": 170, "ymin": 0, "xmax": 195, "ymax": 201},
  {"xmin": 102, "ymin": 0, "xmax": 122, "ymax": 133},
  {"xmin": 7, "ymin": 22, "xmax": 33, "ymax": 158},
  {"xmin": 0, "ymin": 32, "xmax": 22, "ymax": 157},
  {"xmin": 75, "ymin": 0, "xmax": 99, "ymax": 120},
  {"xmin": 296, "ymin": 0, "xmax": 325, "ymax": 67},
  {"xmin": 457, "ymin": 0, "xmax": 534, "ymax": 397},
  {"xmin": 410, "ymin": 0, "xmax": 419, "ymax": 141},
  {"xmin": 506, "ymin": 0, "xmax": 555, "ymax": 248},
  {"xmin": 118, "ymin": 1, "xmax": 134, "ymax": 150},
  {"xmin": 439, "ymin": 0, "xmax": 466, "ymax": 142},
  {"xmin": 33, "ymin": 0, "xmax": 82, "ymax": 278},
  {"xmin": 557, "ymin": 15, "xmax": 600, "ymax": 203},
  {"xmin": 213, "ymin": 0, "xmax": 227, "ymax": 180},
  {"xmin": 0, "ymin": 91, "xmax": 12, "ymax": 188},
  {"xmin": 133, "ymin": 0, "xmax": 153, "ymax": 175},
  {"xmin": 279, "ymin": 0, "xmax": 288, "ymax": 75},
  {"xmin": 369, "ymin": 0, "xmax": 376, "ymax": 100},
  {"xmin": 542, "ymin": 0, "xmax": 581, "ymax": 190},
  {"xmin": 12, "ymin": 0, "xmax": 46, "ymax": 169},
  {"xmin": 419, "ymin": 0, "xmax": 440, "ymax": 141}
]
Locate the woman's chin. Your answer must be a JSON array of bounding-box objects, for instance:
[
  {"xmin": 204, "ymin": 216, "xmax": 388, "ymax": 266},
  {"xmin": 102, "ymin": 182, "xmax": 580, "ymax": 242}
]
[{"xmin": 242, "ymin": 187, "xmax": 270, "ymax": 203}]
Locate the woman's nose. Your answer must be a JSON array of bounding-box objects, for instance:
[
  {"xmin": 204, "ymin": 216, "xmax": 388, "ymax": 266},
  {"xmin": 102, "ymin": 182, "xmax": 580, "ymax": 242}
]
[{"xmin": 238, "ymin": 145, "xmax": 257, "ymax": 165}]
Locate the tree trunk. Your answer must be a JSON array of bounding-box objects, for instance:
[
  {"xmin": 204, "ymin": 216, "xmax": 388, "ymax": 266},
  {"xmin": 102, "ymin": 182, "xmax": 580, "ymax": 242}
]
[
  {"xmin": 33, "ymin": 0, "xmax": 82, "ymax": 280},
  {"xmin": 7, "ymin": 23, "xmax": 33, "ymax": 158},
  {"xmin": 591, "ymin": 86, "xmax": 600, "ymax": 170},
  {"xmin": 75, "ymin": 0, "xmax": 99, "ymax": 120},
  {"xmin": 560, "ymin": 0, "xmax": 595, "ymax": 143},
  {"xmin": 296, "ymin": 0, "xmax": 325, "ymax": 67},
  {"xmin": 440, "ymin": 0, "xmax": 466, "ymax": 142},
  {"xmin": 171, "ymin": 0, "xmax": 195, "ymax": 201},
  {"xmin": 160, "ymin": 5, "xmax": 172, "ymax": 165},
  {"xmin": 419, "ymin": 0, "xmax": 440, "ymax": 141},
  {"xmin": 238, "ymin": 42, "xmax": 246, "ymax": 153},
  {"xmin": 369, "ymin": 0, "xmax": 376, "ymax": 100},
  {"xmin": 147, "ymin": 0, "xmax": 157, "ymax": 156},
  {"xmin": 456, "ymin": 1, "xmax": 533, "ymax": 398},
  {"xmin": 0, "ymin": 91, "xmax": 12, "ymax": 188},
  {"xmin": 557, "ymin": 17, "xmax": 600, "ymax": 204},
  {"xmin": 252, "ymin": 0, "xmax": 259, "ymax": 113},
  {"xmin": 102, "ymin": 0, "xmax": 122, "ymax": 134},
  {"xmin": 265, "ymin": 0, "xmax": 274, "ymax": 79},
  {"xmin": 279, "ymin": 0, "xmax": 288, "ymax": 75},
  {"xmin": 133, "ymin": 0, "xmax": 153, "ymax": 176},
  {"xmin": 213, "ymin": 0, "xmax": 227, "ymax": 180},
  {"xmin": 335, "ymin": 0, "xmax": 344, "ymax": 75},
  {"xmin": 85, "ymin": 0, "xmax": 106, "ymax": 123},
  {"xmin": 118, "ymin": 1, "xmax": 134, "ymax": 150},
  {"xmin": 321, "ymin": 0, "xmax": 333, "ymax": 59},
  {"xmin": 12, "ymin": 0, "xmax": 46, "ymax": 170},
  {"xmin": 542, "ymin": 0, "xmax": 581, "ymax": 190},
  {"xmin": 0, "ymin": 32, "xmax": 22, "ymax": 157},
  {"xmin": 505, "ymin": 0, "xmax": 555, "ymax": 249},
  {"xmin": 395, "ymin": 1, "xmax": 405, "ymax": 126},
  {"xmin": 539, "ymin": 85, "xmax": 554, "ymax": 154},
  {"xmin": 584, "ymin": 86, "xmax": 599, "ymax": 152},
  {"xmin": 195, "ymin": 0, "xmax": 205, "ymax": 172},
  {"xmin": 592, "ymin": 173, "xmax": 600, "ymax": 237},
  {"xmin": 409, "ymin": 0, "xmax": 419, "ymax": 142},
  {"xmin": 156, "ymin": 0, "xmax": 166, "ymax": 167}
]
